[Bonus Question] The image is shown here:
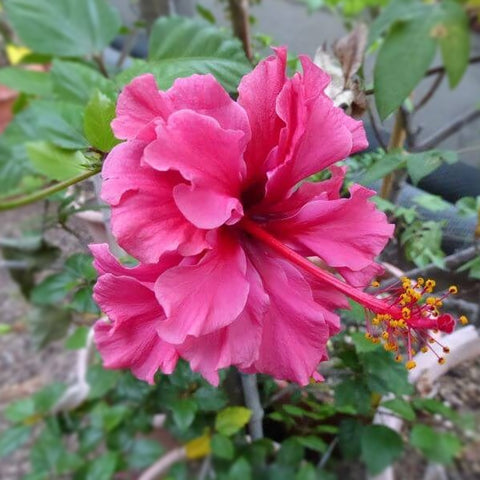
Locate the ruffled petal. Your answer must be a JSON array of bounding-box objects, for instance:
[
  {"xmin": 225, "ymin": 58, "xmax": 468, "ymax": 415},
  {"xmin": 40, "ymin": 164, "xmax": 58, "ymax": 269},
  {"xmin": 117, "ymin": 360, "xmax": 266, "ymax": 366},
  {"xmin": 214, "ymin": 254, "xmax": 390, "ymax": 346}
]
[
  {"xmin": 93, "ymin": 274, "xmax": 178, "ymax": 384},
  {"xmin": 264, "ymin": 56, "xmax": 368, "ymax": 203},
  {"xmin": 101, "ymin": 140, "xmax": 208, "ymax": 262},
  {"xmin": 238, "ymin": 47, "xmax": 287, "ymax": 183},
  {"xmin": 90, "ymin": 243, "xmax": 179, "ymax": 286},
  {"xmin": 245, "ymin": 244, "xmax": 330, "ymax": 385},
  {"xmin": 155, "ymin": 232, "xmax": 249, "ymax": 344},
  {"xmin": 178, "ymin": 259, "xmax": 267, "ymax": 385},
  {"xmin": 144, "ymin": 110, "xmax": 247, "ymax": 227},
  {"xmin": 111, "ymin": 74, "xmax": 173, "ymax": 141},
  {"xmin": 168, "ymin": 74, "xmax": 251, "ymax": 139},
  {"xmin": 266, "ymin": 184, "xmax": 394, "ymax": 272}
]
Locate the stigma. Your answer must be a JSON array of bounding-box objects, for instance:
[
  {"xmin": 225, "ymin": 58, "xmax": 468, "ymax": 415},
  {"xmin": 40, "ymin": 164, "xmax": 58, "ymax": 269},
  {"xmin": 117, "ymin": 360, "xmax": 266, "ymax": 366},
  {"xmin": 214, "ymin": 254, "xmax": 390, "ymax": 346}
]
[{"xmin": 365, "ymin": 277, "xmax": 459, "ymax": 369}]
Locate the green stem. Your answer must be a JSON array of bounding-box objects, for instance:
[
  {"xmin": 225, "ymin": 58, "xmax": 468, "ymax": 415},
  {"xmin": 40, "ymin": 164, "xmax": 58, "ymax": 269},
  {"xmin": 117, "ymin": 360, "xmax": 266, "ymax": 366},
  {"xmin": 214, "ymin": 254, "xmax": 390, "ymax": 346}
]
[{"xmin": 0, "ymin": 168, "xmax": 100, "ymax": 211}]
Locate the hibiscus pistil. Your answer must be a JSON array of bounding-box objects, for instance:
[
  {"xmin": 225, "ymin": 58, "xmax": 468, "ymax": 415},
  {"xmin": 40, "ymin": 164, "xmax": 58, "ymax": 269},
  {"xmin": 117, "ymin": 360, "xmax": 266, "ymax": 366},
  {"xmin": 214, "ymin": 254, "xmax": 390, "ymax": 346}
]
[{"xmin": 240, "ymin": 217, "xmax": 460, "ymax": 370}]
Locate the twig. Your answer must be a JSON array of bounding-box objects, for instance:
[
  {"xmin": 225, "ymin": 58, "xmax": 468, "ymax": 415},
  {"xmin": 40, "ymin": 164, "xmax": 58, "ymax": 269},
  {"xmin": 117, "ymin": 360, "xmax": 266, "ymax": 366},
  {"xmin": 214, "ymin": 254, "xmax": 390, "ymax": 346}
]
[
  {"xmin": 415, "ymin": 72, "xmax": 444, "ymax": 112},
  {"xmin": 379, "ymin": 246, "xmax": 478, "ymax": 289},
  {"xmin": 380, "ymin": 109, "xmax": 406, "ymax": 200},
  {"xmin": 93, "ymin": 53, "xmax": 109, "ymax": 78},
  {"xmin": 227, "ymin": 0, "xmax": 253, "ymax": 61},
  {"xmin": 116, "ymin": 30, "xmax": 138, "ymax": 69},
  {"xmin": 198, "ymin": 456, "xmax": 212, "ymax": 480},
  {"xmin": 139, "ymin": 447, "xmax": 187, "ymax": 480},
  {"xmin": 240, "ymin": 373, "xmax": 264, "ymax": 440},
  {"xmin": 367, "ymin": 104, "xmax": 387, "ymax": 151},
  {"xmin": 413, "ymin": 109, "xmax": 480, "ymax": 151},
  {"xmin": 317, "ymin": 437, "xmax": 338, "ymax": 469},
  {"xmin": 0, "ymin": 168, "xmax": 100, "ymax": 211}
]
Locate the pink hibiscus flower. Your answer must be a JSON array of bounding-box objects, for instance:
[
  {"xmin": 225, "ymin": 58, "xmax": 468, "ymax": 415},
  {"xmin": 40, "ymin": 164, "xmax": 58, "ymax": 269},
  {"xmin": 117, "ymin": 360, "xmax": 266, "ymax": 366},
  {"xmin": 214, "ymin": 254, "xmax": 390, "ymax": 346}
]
[{"xmin": 92, "ymin": 48, "xmax": 395, "ymax": 386}]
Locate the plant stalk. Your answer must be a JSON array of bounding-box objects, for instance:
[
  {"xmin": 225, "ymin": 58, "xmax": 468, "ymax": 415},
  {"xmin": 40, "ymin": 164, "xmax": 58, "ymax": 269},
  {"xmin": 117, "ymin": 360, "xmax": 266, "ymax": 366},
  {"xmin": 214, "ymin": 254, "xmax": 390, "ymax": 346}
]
[
  {"xmin": 240, "ymin": 373, "xmax": 264, "ymax": 440},
  {"xmin": 0, "ymin": 168, "xmax": 100, "ymax": 211}
]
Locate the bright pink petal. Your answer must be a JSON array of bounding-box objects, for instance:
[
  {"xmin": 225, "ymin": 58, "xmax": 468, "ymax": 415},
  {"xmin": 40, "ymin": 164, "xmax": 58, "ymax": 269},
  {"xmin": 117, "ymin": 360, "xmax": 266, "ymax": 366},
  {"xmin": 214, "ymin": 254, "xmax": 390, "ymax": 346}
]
[
  {"xmin": 112, "ymin": 74, "xmax": 173, "ymax": 141},
  {"xmin": 93, "ymin": 274, "xmax": 178, "ymax": 384},
  {"xmin": 338, "ymin": 262, "xmax": 385, "ymax": 288},
  {"xmin": 238, "ymin": 47, "xmax": 287, "ymax": 183},
  {"xmin": 264, "ymin": 56, "xmax": 368, "ymax": 202},
  {"xmin": 144, "ymin": 110, "xmax": 247, "ymax": 227},
  {"xmin": 90, "ymin": 243, "xmax": 179, "ymax": 286},
  {"xmin": 245, "ymin": 243, "xmax": 330, "ymax": 385},
  {"xmin": 155, "ymin": 232, "xmax": 249, "ymax": 344},
  {"xmin": 266, "ymin": 184, "xmax": 394, "ymax": 272},
  {"xmin": 179, "ymin": 259, "xmax": 267, "ymax": 385},
  {"xmin": 168, "ymin": 74, "xmax": 251, "ymax": 139},
  {"xmin": 101, "ymin": 140, "xmax": 208, "ymax": 262}
]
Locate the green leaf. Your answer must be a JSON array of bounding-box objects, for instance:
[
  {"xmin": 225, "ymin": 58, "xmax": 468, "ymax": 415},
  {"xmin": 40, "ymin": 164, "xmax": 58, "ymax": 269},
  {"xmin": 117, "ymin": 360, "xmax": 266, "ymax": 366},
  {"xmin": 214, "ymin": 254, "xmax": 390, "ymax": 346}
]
[
  {"xmin": 4, "ymin": 397, "xmax": 35, "ymax": 422},
  {"xmin": 339, "ymin": 418, "xmax": 363, "ymax": 460},
  {"xmin": 278, "ymin": 438, "xmax": 304, "ymax": 467},
  {"xmin": 65, "ymin": 326, "xmax": 90, "ymax": 350},
  {"xmin": 436, "ymin": 1, "xmax": 470, "ymax": 87},
  {"xmin": 361, "ymin": 350, "xmax": 413, "ymax": 396},
  {"xmin": 118, "ymin": 16, "xmax": 250, "ymax": 92},
  {"xmin": 228, "ymin": 457, "xmax": 252, "ymax": 480},
  {"xmin": 406, "ymin": 150, "xmax": 457, "ymax": 185},
  {"xmin": 5, "ymin": 0, "xmax": 121, "ymax": 57},
  {"xmin": 0, "ymin": 425, "xmax": 31, "ymax": 458},
  {"xmin": 351, "ymin": 332, "xmax": 383, "ymax": 353},
  {"xmin": 127, "ymin": 439, "xmax": 163, "ymax": 469},
  {"xmin": 90, "ymin": 403, "xmax": 129, "ymax": 432},
  {"xmin": 28, "ymin": 305, "xmax": 72, "ymax": 349},
  {"xmin": 87, "ymin": 365, "xmax": 120, "ymax": 400},
  {"xmin": 410, "ymin": 425, "xmax": 461, "ymax": 464},
  {"xmin": 171, "ymin": 398, "xmax": 198, "ymax": 431},
  {"xmin": 211, "ymin": 433, "xmax": 235, "ymax": 460},
  {"xmin": 374, "ymin": 17, "xmax": 436, "ymax": 119},
  {"xmin": 85, "ymin": 451, "xmax": 118, "ymax": 480},
  {"xmin": 295, "ymin": 463, "xmax": 317, "ymax": 480},
  {"xmin": 296, "ymin": 435, "xmax": 327, "ymax": 453},
  {"xmin": 457, "ymin": 256, "xmax": 480, "ymax": 280},
  {"xmin": 51, "ymin": 60, "xmax": 115, "ymax": 104},
  {"xmin": 64, "ymin": 253, "xmax": 96, "ymax": 280},
  {"xmin": 334, "ymin": 378, "xmax": 372, "ymax": 415},
  {"xmin": 33, "ymin": 382, "xmax": 66, "ymax": 414},
  {"xmin": 283, "ymin": 404, "xmax": 306, "ymax": 417},
  {"xmin": 361, "ymin": 151, "xmax": 405, "ymax": 185},
  {"xmin": 193, "ymin": 386, "xmax": 227, "ymax": 411},
  {"xmin": 26, "ymin": 141, "xmax": 88, "ymax": 181},
  {"xmin": 381, "ymin": 398, "xmax": 416, "ymax": 421},
  {"xmin": 361, "ymin": 425, "xmax": 403, "ymax": 475},
  {"xmin": 0, "ymin": 68, "xmax": 52, "ymax": 96},
  {"xmin": 30, "ymin": 271, "xmax": 76, "ymax": 305},
  {"xmin": 84, "ymin": 91, "xmax": 119, "ymax": 152},
  {"xmin": 368, "ymin": 0, "xmax": 430, "ymax": 47},
  {"xmin": 70, "ymin": 287, "xmax": 100, "ymax": 314},
  {"xmin": 413, "ymin": 193, "xmax": 450, "ymax": 212},
  {"xmin": 215, "ymin": 406, "xmax": 252, "ymax": 436}
]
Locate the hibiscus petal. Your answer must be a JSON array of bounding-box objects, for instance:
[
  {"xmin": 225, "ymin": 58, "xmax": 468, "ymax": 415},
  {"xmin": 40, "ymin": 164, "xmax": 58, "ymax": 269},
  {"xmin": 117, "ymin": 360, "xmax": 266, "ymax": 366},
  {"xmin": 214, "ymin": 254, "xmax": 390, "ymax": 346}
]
[
  {"xmin": 264, "ymin": 56, "xmax": 368, "ymax": 202},
  {"xmin": 155, "ymin": 232, "xmax": 250, "ymax": 344},
  {"xmin": 101, "ymin": 140, "xmax": 208, "ymax": 262},
  {"xmin": 90, "ymin": 243, "xmax": 179, "ymax": 286},
  {"xmin": 93, "ymin": 274, "xmax": 178, "ymax": 384},
  {"xmin": 168, "ymin": 73, "xmax": 251, "ymax": 139},
  {"xmin": 267, "ymin": 184, "xmax": 394, "ymax": 272},
  {"xmin": 246, "ymin": 244, "xmax": 330, "ymax": 385},
  {"xmin": 238, "ymin": 47, "xmax": 287, "ymax": 183},
  {"xmin": 112, "ymin": 74, "xmax": 173, "ymax": 141},
  {"xmin": 179, "ymin": 258, "xmax": 267, "ymax": 385}
]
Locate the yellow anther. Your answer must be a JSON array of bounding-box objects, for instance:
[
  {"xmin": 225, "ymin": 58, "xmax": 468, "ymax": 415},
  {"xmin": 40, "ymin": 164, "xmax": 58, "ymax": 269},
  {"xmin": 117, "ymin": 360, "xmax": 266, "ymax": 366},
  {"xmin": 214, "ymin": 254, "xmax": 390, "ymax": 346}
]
[
  {"xmin": 406, "ymin": 360, "xmax": 416, "ymax": 370},
  {"xmin": 389, "ymin": 320, "xmax": 398, "ymax": 328},
  {"xmin": 443, "ymin": 347, "xmax": 450, "ymax": 354},
  {"xmin": 394, "ymin": 354, "xmax": 403, "ymax": 362},
  {"xmin": 417, "ymin": 277, "xmax": 425, "ymax": 286},
  {"xmin": 372, "ymin": 317, "xmax": 380, "ymax": 326},
  {"xmin": 426, "ymin": 279, "xmax": 436, "ymax": 288},
  {"xmin": 426, "ymin": 297, "xmax": 436, "ymax": 306},
  {"xmin": 421, "ymin": 346, "xmax": 428, "ymax": 353},
  {"xmin": 448, "ymin": 285, "xmax": 458, "ymax": 295},
  {"xmin": 382, "ymin": 331, "xmax": 389, "ymax": 340},
  {"xmin": 438, "ymin": 357, "xmax": 446, "ymax": 365},
  {"xmin": 365, "ymin": 332, "xmax": 372, "ymax": 340},
  {"xmin": 402, "ymin": 307, "xmax": 411, "ymax": 319},
  {"xmin": 371, "ymin": 281, "xmax": 380, "ymax": 288},
  {"xmin": 460, "ymin": 315, "xmax": 469, "ymax": 325}
]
